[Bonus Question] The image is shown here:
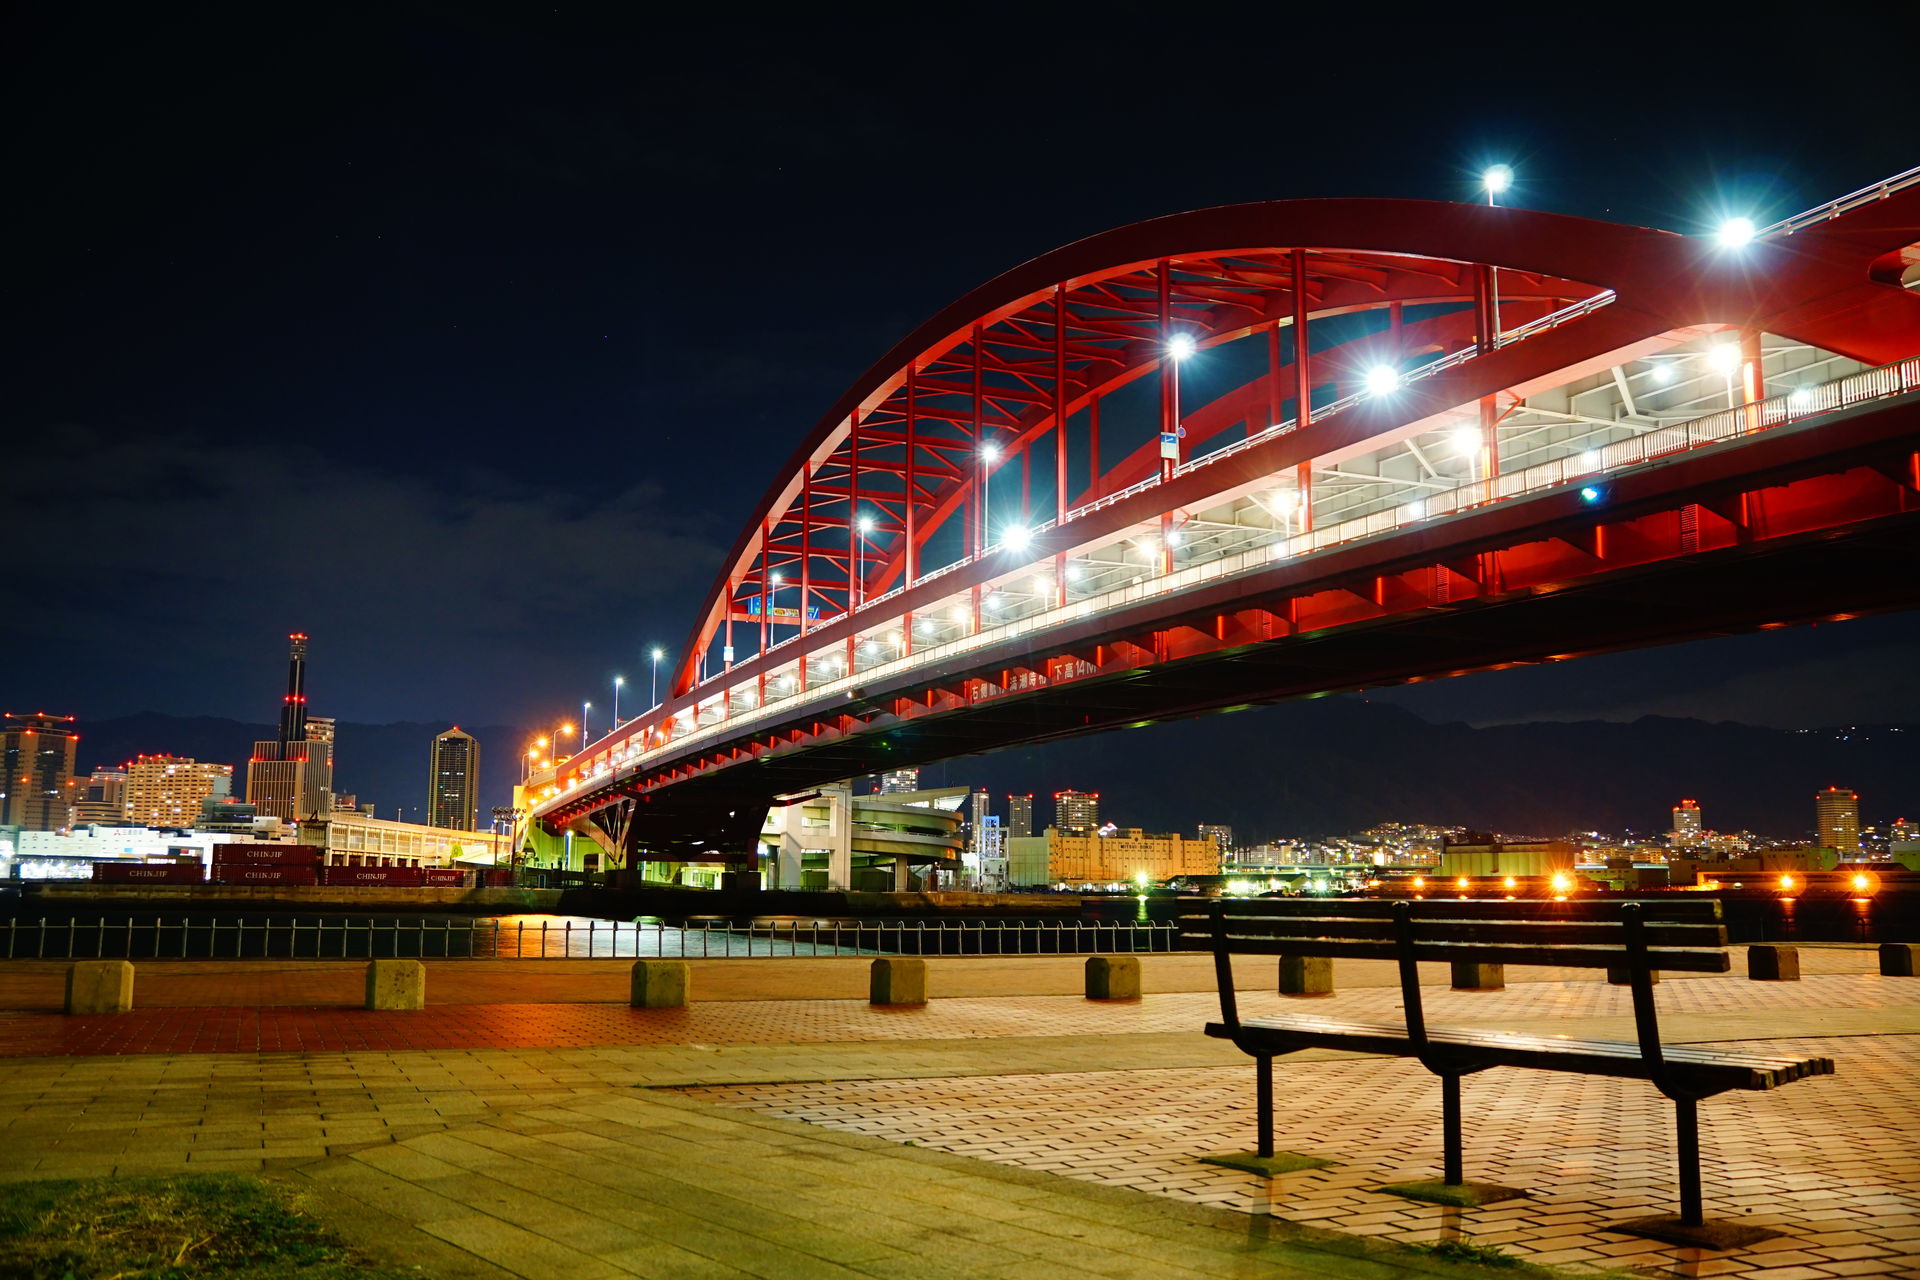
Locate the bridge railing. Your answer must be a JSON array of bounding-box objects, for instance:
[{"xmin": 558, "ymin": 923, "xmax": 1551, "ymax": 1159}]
[
  {"xmin": 540, "ymin": 351, "xmax": 1920, "ymax": 812},
  {"xmin": 1762, "ymin": 164, "xmax": 1920, "ymax": 239}
]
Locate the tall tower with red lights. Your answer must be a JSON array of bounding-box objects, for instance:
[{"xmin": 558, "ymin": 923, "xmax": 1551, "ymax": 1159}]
[{"xmin": 246, "ymin": 633, "xmax": 334, "ymax": 822}]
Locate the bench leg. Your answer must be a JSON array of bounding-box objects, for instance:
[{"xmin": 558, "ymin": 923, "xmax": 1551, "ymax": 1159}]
[
  {"xmin": 1675, "ymin": 1096, "xmax": 1703, "ymax": 1228},
  {"xmin": 1442, "ymin": 1074, "xmax": 1464, "ymax": 1186},
  {"xmin": 1256, "ymin": 1054, "xmax": 1274, "ymax": 1159}
]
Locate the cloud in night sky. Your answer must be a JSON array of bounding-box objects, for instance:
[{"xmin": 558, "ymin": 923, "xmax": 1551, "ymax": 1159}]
[{"xmin": 9, "ymin": 423, "xmax": 724, "ymax": 724}]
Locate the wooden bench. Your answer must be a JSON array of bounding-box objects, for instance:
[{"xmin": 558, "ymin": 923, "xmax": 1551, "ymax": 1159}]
[{"xmin": 1185, "ymin": 897, "xmax": 1834, "ymax": 1243}]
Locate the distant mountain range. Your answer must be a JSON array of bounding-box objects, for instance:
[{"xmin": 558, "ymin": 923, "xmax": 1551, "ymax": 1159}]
[{"xmin": 73, "ymin": 703, "xmax": 1919, "ymax": 841}]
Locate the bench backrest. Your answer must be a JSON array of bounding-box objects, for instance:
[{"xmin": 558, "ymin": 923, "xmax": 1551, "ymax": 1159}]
[{"xmin": 1182, "ymin": 896, "xmax": 1727, "ymax": 1063}]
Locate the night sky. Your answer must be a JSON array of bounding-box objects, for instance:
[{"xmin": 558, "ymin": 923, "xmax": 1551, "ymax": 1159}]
[{"xmin": 10, "ymin": 3, "xmax": 1916, "ymax": 737}]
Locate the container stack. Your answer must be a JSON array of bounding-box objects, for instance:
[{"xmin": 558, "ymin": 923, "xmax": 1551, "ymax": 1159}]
[{"xmin": 209, "ymin": 843, "xmax": 323, "ymax": 885}]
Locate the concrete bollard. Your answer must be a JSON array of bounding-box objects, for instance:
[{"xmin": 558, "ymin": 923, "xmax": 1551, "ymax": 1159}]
[
  {"xmin": 1085, "ymin": 955, "xmax": 1141, "ymax": 1000},
  {"xmin": 870, "ymin": 957, "xmax": 926, "ymax": 1006},
  {"xmin": 630, "ymin": 959, "xmax": 690, "ymax": 1008},
  {"xmin": 65, "ymin": 961, "xmax": 134, "ymax": 1014},
  {"xmin": 1450, "ymin": 961, "xmax": 1506, "ymax": 991},
  {"xmin": 1278, "ymin": 955, "xmax": 1333, "ymax": 997},
  {"xmin": 1880, "ymin": 943, "xmax": 1920, "ymax": 977},
  {"xmin": 1747, "ymin": 944, "xmax": 1801, "ymax": 982},
  {"xmin": 364, "ymin": 959, "xmax": 426, "ymax": 1011},
  {"xmin": 1607, "ymin": 966, "xmax": 1659, "ymax": 986}
]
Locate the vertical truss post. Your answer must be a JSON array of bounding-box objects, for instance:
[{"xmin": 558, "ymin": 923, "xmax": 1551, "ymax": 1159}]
[
  {"xmin": 758, "ymin": 522, "xmax": 769, "ymax": 657},
  {"xmin": 905, "ymin": 363, "xmax": 918, "ymax": 585},
  {"xmin": 1159, "ymin": 259, "xmax": 1176, "ymax": 576},
  {"xmin": 1292, "ymin": 249, "xmax": 1314, "ymax": 533},
  {"xmin": 1055, "ymin": 283, "xmax": 1068, "ymax": 524},
  {"xmin": 1741, "ymin": 329, "xmax": 1766, "ymax": 432},
  {"xmin": 1089, "ymin": 396, "xmax": 1101, "ymax": 500},
  {"xmin": 972, "ymin": 323, "xmax": 984, "ymax": 556},
  {"xmin": 849, "ymin": 409, "xmax": 862, "ymax": 605},
  {"xmin": 800, "ymin": 469, "xmax": 813, "ymax": 636},
  {"xmin": 1475, "ymin": 268, "xmax": 1500, "ymax": 479},
  {"xmin": 1266, "ymin": 320, "xmax": 1281, "ymax": 434}
]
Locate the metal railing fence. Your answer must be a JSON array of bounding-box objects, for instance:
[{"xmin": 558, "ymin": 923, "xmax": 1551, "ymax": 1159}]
[{"xmin": 0, "ymin": 916, "xmax": 1181, "ymax": 961}]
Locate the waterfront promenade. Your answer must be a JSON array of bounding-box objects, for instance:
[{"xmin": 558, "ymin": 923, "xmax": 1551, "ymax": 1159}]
[{"xmin": 0, "ymin": 947, "xmax": 1913, "ymax": 1278}]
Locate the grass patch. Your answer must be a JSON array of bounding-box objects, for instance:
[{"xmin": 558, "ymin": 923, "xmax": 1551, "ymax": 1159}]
[
  {"xmin": 0, "ymin": 1174, "xmax": 420, "ymax": 1280},
  {"xmin": 1407, "ymin": 1237, "xmax": 1524, "ymax": 1268}
]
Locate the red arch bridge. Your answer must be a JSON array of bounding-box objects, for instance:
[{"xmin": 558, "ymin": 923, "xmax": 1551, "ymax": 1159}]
[{"xmin": 526, "ymin": 168, "xmax": 1920, "ymax": 876}]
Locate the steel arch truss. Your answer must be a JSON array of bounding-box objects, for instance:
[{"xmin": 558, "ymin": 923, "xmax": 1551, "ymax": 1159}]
[{"xmin": 534, "ymin": 176, "xmax": 1920, "ymax": 850}]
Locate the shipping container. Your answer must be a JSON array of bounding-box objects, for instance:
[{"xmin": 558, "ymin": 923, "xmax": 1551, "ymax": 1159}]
[
  {"xmin": 211, "ymin": 843, "xmax": 323, "ymax": 865},
  {"xmin": 91, "ymin": 862, "xmax": 207, "ymax": 884},
  {"xmin": 320, "ymin": 867, "xmax": 424, "ymax": 887},
  {"xmin": 421, "ymin": 868, "xmax": 470, "ymax": 887},
  {"xmin": 210, "ymin": 865, "xmax": 320, "ymax": 885},
  {"xmin": 482, "ymin": 868, "xmax": 515, "ymax": 887}
]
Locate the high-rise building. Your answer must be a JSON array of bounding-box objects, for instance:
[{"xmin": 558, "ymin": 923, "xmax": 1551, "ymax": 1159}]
[
  {"xmin": 304, "ymin": 716, "xmax": 336, "ymax": 745},
  {"xmin": 1055, "ymin": 789, "xmax": 1099, "ymax": 835},
  {"xmin": 1671, "ymin": 799, "xmax": 1703, "ymax": 845},
  {"xmin": 428, "ymin": 727, "xmax": 481, "ymax": 830},
  {"xmin": 246, "ymin": 633, "xmax": 333, "ymax": 821},
  {"xmin": 1816, "ymin": 786, "xmax": 1860, "ymax": 851},
  {"xmin": 1007, "ymin": 794, "xmax": 1034, "ymax": 839},
  {"xmin": 1, "ymin": 712, "xmax": 80, "ymax": 831},
  {"xmin": 879, "ymin": 768, "xmax": 921, "ymax": 794},
  {"xmin": 968, "ymin": 789, "xmax": 991, "ymax": 850},
  {"xmin": 124, "ymin": 755, "xmax": 233, "ymax": 827},
  {"xmin": 71, "ymin": 767, "xmax": 128, "ymax": 826},
  {"xmin": 1198, "ymin": 823, "xmax": 1234, "ymax": 854}
]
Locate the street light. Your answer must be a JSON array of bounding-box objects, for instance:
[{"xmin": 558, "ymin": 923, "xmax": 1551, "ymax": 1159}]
[
  {"xmin": 612, "ymin": 675, "xmax": 624, "ymax": 727},
  {"xmin": 1365, "ymin": 366, "xmax": 1401, "ymax": 396},
  {"xmin": 581, "ymin": 700, "xmax": 591, "ymax": 745},
  {"xmin": 1481, "ymin": 165, "xmax": 1512, "ymax": 348},
  {"xmin": 1716, "ymin": 217, "xmax": 1756, "ymax": 250},
  {"xmin": 855, "ymin": 513, "xmax": 875, "ymax": 607},
  {"xmin": 1166, "ymin": 332, "xmax": 1197, "ymax": 361},
  {"xmin": 650, "ymin": 647, "xmax": 666, "ymax": 707}
]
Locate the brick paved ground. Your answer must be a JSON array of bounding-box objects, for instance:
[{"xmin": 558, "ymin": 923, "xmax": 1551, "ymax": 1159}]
[
  {"xmin": 679, "ymin": 969, "xmax": 1920, "ymax": 1280},
  {"xmin": 0, "ymin": 947, "xmax": 1913, "ymax": 1279}
]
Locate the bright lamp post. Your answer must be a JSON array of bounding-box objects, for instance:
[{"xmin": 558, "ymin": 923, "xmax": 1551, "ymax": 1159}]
[
  {"xmin": 612, "ymin": 675, "xmax": 623, "ymax": 727},
  {"xmin": 1482, "ymin": 165, "xmax": 1512, "ymax": 347},
  {"xmin": 650, "ymin": 647, "xmax": 665, "ymax": 707},
  {"xmin": 978, "ymin": 442, "xmax": 999, "ymax": 550},
  {"xmin": 855, "ymin": 513, "xmax": 874, "ymax": 607},
  {"xmin": 581, "ymin": 701, "xmax": 591, "ymax": 745}
]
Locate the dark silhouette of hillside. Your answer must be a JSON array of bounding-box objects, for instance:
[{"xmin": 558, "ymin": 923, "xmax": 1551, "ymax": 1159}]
[{"xmin": 71, "ymin": 702, "xmax": 1918, "ymax": 841}]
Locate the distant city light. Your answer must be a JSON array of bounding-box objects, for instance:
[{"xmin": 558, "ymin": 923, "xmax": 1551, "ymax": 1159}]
[
  {"xmin": 1482, "ymin": 164, "xmax": 1513, "ymax": 197},
  {"xmin": 1716, "ymin": 216, "xmax": 1757, "ymax": 249},
  {"xmin": 1167, "ymin": 333, "xmax": 1197, "ymax": 362},
  {"xmin": 1365, "ymin": 365, "xmax": 1402, "ymax": 395}
]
